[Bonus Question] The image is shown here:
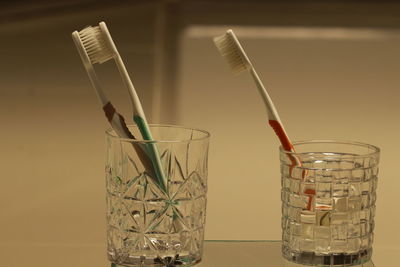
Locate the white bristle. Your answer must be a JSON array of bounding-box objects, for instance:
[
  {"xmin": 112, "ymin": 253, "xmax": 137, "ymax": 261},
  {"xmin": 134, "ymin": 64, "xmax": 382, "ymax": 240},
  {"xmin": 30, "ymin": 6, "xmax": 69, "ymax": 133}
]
[
  {"xmin": 213, "ymin": 31, "xmax": 250, "ymax": 74},
  {"xmin": 78, "ymin": 26, "xmax": 113, "ymax": 64}
]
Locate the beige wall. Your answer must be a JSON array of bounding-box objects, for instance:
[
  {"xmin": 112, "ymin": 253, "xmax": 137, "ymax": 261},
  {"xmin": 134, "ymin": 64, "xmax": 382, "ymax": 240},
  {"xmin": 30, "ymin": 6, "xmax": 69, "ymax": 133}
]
[
  {"xmin": 0, "ymin": 3, "xmax": 160, "ymax": 265},
  {"xmin": 1, "ymin": 2, "xmax": 399, "ymax": 267}
]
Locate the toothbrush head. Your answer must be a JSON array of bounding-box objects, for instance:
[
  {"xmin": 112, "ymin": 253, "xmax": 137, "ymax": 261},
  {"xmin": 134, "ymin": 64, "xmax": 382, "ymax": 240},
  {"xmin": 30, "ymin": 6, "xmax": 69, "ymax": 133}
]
[
  {"xmin": 75, "ymin": 24, "xmax": 113, "ymax": 65},
  {"xmin": 213, "ymin": 29, "xmax": 252, "ymax": 75}
]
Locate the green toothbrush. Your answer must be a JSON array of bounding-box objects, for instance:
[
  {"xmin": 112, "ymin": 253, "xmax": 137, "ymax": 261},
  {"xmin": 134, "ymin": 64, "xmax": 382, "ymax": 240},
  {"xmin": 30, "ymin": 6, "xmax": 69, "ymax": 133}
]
[{"xmin": 79, "ymin": 21, "xmax": 167, "ymax": 193}]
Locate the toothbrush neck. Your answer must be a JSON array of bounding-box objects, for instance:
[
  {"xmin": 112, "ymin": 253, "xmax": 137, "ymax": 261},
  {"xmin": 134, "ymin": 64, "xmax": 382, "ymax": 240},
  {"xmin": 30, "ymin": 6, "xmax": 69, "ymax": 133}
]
[
  {"xmin": 113, "ymin": 55, "xmax": 147, "ymax": 119},
  {"xmin": 249, "ymin": 68, "xmax": 281, "ymax": 122}
]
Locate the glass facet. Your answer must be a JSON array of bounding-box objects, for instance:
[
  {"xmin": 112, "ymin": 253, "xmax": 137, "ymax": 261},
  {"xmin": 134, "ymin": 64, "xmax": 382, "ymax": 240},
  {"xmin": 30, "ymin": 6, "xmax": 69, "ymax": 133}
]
[
  {"xmin": 280, "ymin": 140, "xmax": 379, "ymax": 266},
  {"xmin": 105, "ymin": 125, "xmax": 210, "ymax": 266}
]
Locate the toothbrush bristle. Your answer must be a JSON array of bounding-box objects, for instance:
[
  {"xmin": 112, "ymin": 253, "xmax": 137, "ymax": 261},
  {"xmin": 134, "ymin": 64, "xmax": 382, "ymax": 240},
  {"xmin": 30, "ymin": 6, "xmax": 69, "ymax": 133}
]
[
  {"xmin": 213, "ymin": 31, "xmax": 250, "ymax": 74},
  {"xmin": 78, "ymin": 26, "xmax": 113, "ymax": 64}
]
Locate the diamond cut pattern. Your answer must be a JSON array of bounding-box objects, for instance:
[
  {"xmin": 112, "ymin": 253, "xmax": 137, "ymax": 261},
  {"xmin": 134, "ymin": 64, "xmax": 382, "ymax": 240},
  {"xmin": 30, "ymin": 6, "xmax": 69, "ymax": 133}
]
[{"xmin": 106, "ymin": 129, "xmax": 208, "ymax": 266}]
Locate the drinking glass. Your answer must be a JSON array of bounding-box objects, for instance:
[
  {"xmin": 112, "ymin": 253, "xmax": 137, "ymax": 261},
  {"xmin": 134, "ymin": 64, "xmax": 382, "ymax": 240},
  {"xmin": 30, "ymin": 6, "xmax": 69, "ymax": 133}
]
[
  {"xmin": 280, "ymin": 140, "xmax": 380, "ymax": 266},
  {"xmin": 105, "ymin": 125, "xmax": 210, "ymax": 266}
]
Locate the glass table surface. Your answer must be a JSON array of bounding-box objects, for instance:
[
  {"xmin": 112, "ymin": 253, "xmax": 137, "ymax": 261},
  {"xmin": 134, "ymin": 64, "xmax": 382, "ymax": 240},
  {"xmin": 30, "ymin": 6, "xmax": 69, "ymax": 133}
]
[
  {"xmin": 0, "ymin": 240, "xmax": 374, "ymax": 266},
  {"xmin": 113, "ymin": 240, "xmax": 375, "ymax": 267}
]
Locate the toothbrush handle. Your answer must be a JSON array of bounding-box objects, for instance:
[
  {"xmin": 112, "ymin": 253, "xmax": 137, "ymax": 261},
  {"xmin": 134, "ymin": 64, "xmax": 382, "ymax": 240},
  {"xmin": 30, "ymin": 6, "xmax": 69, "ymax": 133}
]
[
  {"xmin": 99, "ymin": 23, "xmax": 167, "ymax": 193},
  {"xmin": 115, "ymin": 56, "xmax": 147, "ymax": 119},
  {"xmin": 270, "ymin": 119, "xmax": 311, "ymax": 208},
  {"xmin": 103, "ymin": 102, "xmax": 155, "ymax": 178},
  {"xmin": 134, "ymin": 115, "xmax": 167, "ymax": 192},
  {"xmin": 250, "ymin": 69, "xmax": 280, "ymax": 122},
  {"xmin": 249, "ymin": 70, "xmax": 299, "ymax": 161},
  {"xmin": 113, "ymin": 56, "xmax": 167, "ymax": 192},
  {"xmin": 268, "ymin": 120, "xmax": 294, "ymax": 152},
  {"xmin": 269, "ymin": 119, "xmax": 301, "ymax": 169},
  {"xmin": 103, "ymin": 102, "xmax": 134, "ymax": 139},
  {"xmin": 249, "ymin": 68, "xmax": 302, "ymax": 168}
]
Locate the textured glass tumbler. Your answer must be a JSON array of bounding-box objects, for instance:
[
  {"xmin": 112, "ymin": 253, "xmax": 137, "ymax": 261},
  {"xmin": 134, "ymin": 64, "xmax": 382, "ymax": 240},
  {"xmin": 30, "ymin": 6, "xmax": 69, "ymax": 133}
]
[
  {"xmin": 105, "ymin": 125, "xmax": 210, "ymax": 266},
  {"xmin": 281, "ymin": 140, "xmax": 380, "ymax": 266}
]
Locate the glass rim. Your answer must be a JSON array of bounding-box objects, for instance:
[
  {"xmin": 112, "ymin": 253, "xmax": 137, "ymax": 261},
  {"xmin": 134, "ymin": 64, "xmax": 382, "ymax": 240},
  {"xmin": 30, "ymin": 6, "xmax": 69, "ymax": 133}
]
[
  {"xmin": 105, "ymin": 124, "xmax": 211, "ymax": 143},
  {"xmin": 279, "ymin": 139, "xmax": 380, "ymax": 158}
]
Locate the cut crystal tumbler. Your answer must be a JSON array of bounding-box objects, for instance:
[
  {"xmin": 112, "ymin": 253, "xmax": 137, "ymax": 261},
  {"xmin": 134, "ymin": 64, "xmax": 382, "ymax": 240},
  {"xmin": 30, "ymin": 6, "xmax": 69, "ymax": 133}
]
[{"xmin": 105, "ymin": 125, "xmax": 210, "ymax": 266}]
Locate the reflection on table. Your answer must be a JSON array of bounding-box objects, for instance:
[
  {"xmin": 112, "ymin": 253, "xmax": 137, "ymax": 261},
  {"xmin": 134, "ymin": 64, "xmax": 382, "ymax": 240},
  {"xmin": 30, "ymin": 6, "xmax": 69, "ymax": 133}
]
[{"xmin": 112, "ymin": 240, "xmax": 374, "ymax": 266}]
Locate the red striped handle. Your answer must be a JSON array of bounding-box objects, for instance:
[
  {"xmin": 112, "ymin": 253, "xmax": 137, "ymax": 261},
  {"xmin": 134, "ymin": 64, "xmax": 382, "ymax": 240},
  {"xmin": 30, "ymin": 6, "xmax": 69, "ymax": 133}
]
[
  {"xmin": 269, "ymin": 120, "xmax": 314, "ymax": 210},
  {"xmin": 268, "ymin": 120, "xmax": 294, "ymax": 152}
]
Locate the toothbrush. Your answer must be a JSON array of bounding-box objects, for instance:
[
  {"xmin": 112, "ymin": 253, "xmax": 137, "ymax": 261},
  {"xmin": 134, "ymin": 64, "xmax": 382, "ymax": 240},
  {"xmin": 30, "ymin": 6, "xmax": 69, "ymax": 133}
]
[
  {"xmin": 213, "ymin": 30, "xmax": 313, "ymax": 207},
  {"xmin": 71, "ymin": 25, "xmax": 162, "ymax": 190},
  {"xmin": 73, "ymin": 22, "xmax": 167, "ymax": 192},
  {"xmin": 213, "ymin": 29, "xmax": 300, "ymax": 165}
]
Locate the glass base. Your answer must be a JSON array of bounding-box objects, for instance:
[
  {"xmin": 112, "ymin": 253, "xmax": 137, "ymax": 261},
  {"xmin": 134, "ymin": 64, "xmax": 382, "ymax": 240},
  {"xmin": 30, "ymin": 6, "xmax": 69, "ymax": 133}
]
[
  {"xmin": 282, "ymin": 246, "xmax": 372, "ymax": 266},
  {"xmin": 109, "ymin": 253, "xmax": 201, "ymax": 267}
]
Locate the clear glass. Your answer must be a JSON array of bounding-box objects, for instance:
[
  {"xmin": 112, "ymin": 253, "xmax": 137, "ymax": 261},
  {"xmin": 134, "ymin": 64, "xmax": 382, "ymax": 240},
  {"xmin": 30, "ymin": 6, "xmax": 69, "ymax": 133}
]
[
  {"xmin": 105, "ymin": 124, "xmax": 210, "ymax": 266},
  {"xmin": 280, "ymin": 140, "xmax": 380, "ymax": 266}
]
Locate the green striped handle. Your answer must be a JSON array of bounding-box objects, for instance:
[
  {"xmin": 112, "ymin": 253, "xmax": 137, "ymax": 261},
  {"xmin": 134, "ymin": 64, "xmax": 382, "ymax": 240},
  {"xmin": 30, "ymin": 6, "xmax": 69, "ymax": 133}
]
[{"xmin": 133, "ymin": 115, "xmax": 167, "ymax": 192}]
